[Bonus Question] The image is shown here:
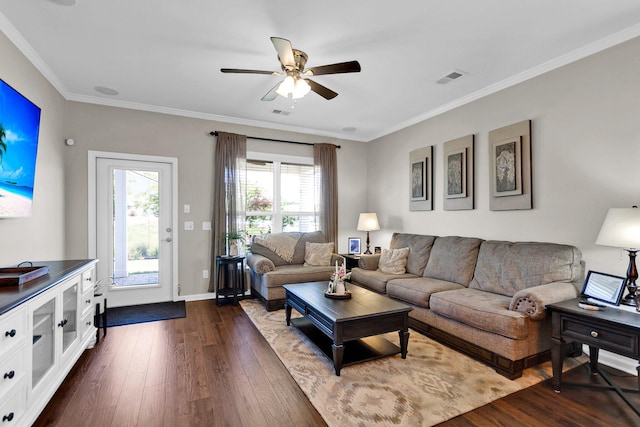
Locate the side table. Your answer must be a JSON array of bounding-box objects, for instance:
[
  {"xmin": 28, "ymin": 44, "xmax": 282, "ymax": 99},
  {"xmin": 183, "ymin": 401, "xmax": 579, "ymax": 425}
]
[
  {"xmin": 340, "ymin": 254, "xmax": 360, "ymax": 271},
  {"xmin": 548, "ymin": 298, "xmax": 640, "ymax": 417},
  {"xmin": 215, "ymin": 255, "xmax": 246, "ymax": 306}
]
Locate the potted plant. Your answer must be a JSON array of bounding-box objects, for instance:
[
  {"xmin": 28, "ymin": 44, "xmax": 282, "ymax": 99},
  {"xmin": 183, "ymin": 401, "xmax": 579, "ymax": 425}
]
[{"xmin": 219, "ymin": 231, "xmax": 246, "ymax": 257}]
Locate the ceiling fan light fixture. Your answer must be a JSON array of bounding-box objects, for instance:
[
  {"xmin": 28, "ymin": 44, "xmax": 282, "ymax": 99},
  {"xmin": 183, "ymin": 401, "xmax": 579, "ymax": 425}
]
[
  {"xmin": 292, "ymin": 78, "xmax": 311, "ymax": 99},
  {"xmin": 276, "ymin": 76, "xmax": 295, "ymax": 97}
]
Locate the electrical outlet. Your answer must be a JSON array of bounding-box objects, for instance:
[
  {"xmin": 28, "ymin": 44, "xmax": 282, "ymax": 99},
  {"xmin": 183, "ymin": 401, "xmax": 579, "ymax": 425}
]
[
  {"xmin": 202, "ymin": 270, "xmax": 209, "ymax": 279},
  {"xmin": 202, "ymin": 221, "xmax": 211, "ymax": 230}
]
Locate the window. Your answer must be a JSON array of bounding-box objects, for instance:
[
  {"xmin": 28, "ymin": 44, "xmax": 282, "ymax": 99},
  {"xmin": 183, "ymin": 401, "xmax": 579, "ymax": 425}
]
[{"xmin": 245, "ymin": 153, "xmax": 317, "ymax": 238}]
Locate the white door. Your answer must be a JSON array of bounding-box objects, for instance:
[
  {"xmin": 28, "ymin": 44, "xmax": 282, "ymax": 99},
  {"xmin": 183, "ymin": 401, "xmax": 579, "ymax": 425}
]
[{"xmin": 91, "ymin": 153, "xmax": 177, "ymax": 307}]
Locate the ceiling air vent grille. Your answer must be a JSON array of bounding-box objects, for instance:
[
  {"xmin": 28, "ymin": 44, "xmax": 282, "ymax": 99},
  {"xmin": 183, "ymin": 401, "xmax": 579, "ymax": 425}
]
[
  {"xmin": 272, "ymin": 109, "xmax": 290, "ymax": 116},
  {"xmin": 436, "ymin": 70, "xmax": 467, "ymax": 85}
]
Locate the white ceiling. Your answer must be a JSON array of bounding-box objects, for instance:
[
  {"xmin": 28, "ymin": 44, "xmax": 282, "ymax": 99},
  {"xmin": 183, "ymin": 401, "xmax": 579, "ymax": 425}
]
[{"xmin": 2, "ymin": 1, "xmax": 640, "ymax": 142}]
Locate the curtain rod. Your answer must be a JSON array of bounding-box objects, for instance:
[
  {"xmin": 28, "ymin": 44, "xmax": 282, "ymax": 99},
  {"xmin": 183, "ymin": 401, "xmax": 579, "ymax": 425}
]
[{"xmin": 209, "ymin": 131, "xmax": 340, "ymax": 149}]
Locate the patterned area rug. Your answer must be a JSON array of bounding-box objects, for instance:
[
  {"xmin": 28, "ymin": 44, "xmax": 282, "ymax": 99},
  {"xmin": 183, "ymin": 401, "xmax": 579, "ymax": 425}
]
[{"xmin": 240, "ymin": 299, "xmax": 585, "ymax": 427}]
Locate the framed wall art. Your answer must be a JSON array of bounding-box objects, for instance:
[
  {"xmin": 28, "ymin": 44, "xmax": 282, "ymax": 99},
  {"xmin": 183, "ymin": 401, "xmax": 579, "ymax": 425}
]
[
  {"xmin": 348, "ymin": 237, "xmax": 361, "ymax": 255},
  {"xmin": 489, "ymin": 120, "xmax": 531, "ymax": 211},
  {"xmin": 409, "ymin": 146, "xmax": 433, "ymax": 211},
  {"xmin": 443, "ymin": 135, "xmax": 474, "ymax": 210}
]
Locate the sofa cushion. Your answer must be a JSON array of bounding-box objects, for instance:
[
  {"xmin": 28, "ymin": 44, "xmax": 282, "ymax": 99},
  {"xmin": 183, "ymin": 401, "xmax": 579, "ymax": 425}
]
[
  {"xmin": 387, "ymin": 277, "xmax": 465, "ymax": 308},
  {"xmin": 349, "ymin": 268, "xmax": 418, "ymax": 293},
  {"xmin": 261, "ymin": 264, "xmax": 335, "ymax": 288},
  {"xmin": 430, "ymin": 288, "xmax": 529, "ymax": 340},
  {"xmin": 378, "ymin": 247, "xmax": 410, "ymax": 274},
  {"xmin": 389, "ymin": 233, "xmax": 437, "ymax": 276},
  {"xmin": 469, "ymin": 240, "xmax": 583, "ymax": 296},
  {"xmin": 423, "ymin": 236, "xmax": 482, "ymax": 286},
  {"xmin": 304, "ymin": 242, "xmax": 334, "ymax": 266}
]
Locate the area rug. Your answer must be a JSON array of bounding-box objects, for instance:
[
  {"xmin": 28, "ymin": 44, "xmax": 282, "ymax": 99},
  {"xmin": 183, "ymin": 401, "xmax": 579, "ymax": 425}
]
[
  {"xmin": 106, "ymin": 300, "xmax": 186, "ymax": 327},
  {"xmin": 240, "ymin": 299, "xmax": 585, "ymax": 427}
]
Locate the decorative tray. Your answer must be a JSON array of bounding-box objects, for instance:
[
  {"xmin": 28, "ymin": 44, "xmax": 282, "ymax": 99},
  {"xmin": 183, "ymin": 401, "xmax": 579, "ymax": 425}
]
[
  {"xmin": 324, "ymin": 291, "xmax": 352, "ymax": 299},
  {"xmin": 0, "ymin": 266, "xmax": 50, "ymax": 286}
]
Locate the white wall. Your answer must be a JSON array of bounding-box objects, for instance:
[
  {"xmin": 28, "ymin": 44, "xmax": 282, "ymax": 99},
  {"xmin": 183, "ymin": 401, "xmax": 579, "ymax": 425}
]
[
  {"xmin": 366, "ymin": 36, "xmax": 640, "ymax": 280},
  {"xmin": 62, "ymin": 102, "xmax": 367, "ymax": 297},
  {"xmin": 0, "ymin": 31, "xmax": 66, "ymax": 263}
]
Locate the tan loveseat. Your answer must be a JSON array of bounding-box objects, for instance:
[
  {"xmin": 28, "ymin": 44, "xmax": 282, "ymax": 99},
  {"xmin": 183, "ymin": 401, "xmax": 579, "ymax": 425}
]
[
  {"xmin": 350, "ymin": 233, "xmax": 584, "ymax": 379},
  {"xmin": 247, "ymin": 231, "xmax": 343, "ymax": 311}
]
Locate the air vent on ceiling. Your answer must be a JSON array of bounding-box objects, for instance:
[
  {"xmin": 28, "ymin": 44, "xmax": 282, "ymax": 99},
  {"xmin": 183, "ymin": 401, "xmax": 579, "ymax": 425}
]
[
  {"xmin": 272, "ymin": 109, "xmax": 290, "ymax": 116},
  {"xmin": 436, "ymin": 70, "xmax": 467, "ymax": 85}
]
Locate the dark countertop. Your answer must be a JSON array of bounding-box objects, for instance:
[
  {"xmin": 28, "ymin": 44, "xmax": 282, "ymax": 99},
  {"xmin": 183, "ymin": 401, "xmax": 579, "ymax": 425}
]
[{"xmin": 0, "ymin": 259, "xmax": 98, "ymax": 316}]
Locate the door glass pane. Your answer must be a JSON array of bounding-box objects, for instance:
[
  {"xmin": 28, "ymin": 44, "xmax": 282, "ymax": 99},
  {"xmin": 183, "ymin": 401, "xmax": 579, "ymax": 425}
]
[
  {"xmin": 32, "ymin": 299, "xmax": 55, "ymax": 388},
  {"xmin": 113, "ymin": 168, "xmax": 159, "ymax": 287},
  {"xmin": 62, "ymin": 284, "xmax": 77, "ymax": 353}
]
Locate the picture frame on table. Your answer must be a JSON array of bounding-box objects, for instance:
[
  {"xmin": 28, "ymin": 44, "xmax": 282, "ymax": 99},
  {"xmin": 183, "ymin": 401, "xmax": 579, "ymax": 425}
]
[{"xmin": 348, "ymin": 237, "xmax": 361, "ymax": 255}]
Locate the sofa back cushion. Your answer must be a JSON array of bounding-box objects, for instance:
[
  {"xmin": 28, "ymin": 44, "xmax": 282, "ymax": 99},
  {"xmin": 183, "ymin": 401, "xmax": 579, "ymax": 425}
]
[
  {"xmin": 469, "ymin": 240, "xmax": 583, "ymax": 296},
  {"xmin": 423, "ymin": 236, "xmax": 482, "ymax": 286},
  {"xmin": 251, "ymin": 231, "xmax": 326, "ymax": 266},
  {"xmin": 389, "ymin": 233, "xmax": 437, "ymax": 276}
]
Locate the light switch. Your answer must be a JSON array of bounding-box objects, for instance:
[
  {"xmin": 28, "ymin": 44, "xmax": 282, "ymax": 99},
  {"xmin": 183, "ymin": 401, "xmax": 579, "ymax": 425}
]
[
  {"xmin": 184, "ymin": 204, "xmax": 191, "ymax": 214},
  {"xmin": 184, "ymin": 221, "xmax": 194, "ymax": 231}
]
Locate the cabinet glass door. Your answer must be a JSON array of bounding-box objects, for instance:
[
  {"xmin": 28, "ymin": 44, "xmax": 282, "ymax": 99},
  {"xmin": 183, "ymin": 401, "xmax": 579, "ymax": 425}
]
[
  {"xmin": 62, "ymin": 284, "xmax": 78, "ymax": 354},
  {"xmin": 32, "ymin": 298, "xmax": 55, "ymax": 388}
]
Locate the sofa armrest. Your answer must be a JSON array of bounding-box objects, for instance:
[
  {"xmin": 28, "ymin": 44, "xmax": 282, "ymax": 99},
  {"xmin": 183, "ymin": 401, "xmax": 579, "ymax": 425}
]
[
  {"xmin": 246, "ymin": 253, "xmax": 276, "ymax": 275},
  {"xmin": 509, "ymin": 282, "xmax": 580, "ymax": 321},
  {"xmin": 358, "ymin": 254, "xmax": 381, "ymax": 270}
]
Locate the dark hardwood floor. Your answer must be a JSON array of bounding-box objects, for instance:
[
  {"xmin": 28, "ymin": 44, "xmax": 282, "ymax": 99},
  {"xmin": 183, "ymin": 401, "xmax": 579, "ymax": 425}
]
[{"xmin": 34, "ymin": 300, "xmax": 640, "ymax": 426}]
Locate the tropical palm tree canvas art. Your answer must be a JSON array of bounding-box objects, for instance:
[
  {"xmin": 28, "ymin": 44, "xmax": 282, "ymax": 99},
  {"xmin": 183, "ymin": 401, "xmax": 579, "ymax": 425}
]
[{"xmin": 0, "ymin": 79, "xmax": 41, "ymax": 217}]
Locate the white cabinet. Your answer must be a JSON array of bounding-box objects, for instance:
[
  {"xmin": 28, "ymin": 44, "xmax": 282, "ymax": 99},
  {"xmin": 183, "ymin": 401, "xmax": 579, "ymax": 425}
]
[
  {"xmin": 0, "ymin": 307, "xmax": 28, "ymax": 424},
  {"xmin": 0, "ymin": 260, "xmax": 97, "ymax": 426}
]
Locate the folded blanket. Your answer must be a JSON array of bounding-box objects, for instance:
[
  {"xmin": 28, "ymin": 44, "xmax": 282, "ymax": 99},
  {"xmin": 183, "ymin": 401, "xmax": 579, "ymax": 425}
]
[{"xmin": 253, "ymin": 233, "xmax": 301, "ymax": 263}]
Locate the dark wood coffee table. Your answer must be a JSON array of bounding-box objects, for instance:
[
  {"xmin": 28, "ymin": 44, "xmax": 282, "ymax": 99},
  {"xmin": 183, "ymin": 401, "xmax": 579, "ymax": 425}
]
[{"xmin": 283, "ymin": 281, "xmax": 412, "ymax": 375}]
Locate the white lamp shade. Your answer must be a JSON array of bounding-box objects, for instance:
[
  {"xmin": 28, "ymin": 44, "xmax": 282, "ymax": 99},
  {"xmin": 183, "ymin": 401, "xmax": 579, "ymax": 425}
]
[
  {"xmin": 357, "ymin": 213, "xmax": 380, "ymax": 231},
  {"xmin": 596, "ymin": 208, "xmax": 640, "ymax": 249}
]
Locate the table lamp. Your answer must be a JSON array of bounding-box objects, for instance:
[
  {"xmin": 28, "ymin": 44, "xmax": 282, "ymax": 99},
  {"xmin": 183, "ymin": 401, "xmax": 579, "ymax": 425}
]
[
  {"xmin": 595, "ymin": 207, "xmax": 640, "ymax": 305},
  {"xmin": 357, "ymin": 213, "xmax": 380, "ymax": 254}
]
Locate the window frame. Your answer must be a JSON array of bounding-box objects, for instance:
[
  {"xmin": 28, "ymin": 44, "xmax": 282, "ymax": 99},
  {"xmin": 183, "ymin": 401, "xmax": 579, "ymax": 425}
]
[{"xmin": 246, "ymin": 151, "xmax": 316, "ymax": 234}]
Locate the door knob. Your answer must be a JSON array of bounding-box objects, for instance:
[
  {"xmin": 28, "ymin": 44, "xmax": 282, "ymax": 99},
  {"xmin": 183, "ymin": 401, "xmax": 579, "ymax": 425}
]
[{"xmin": 162, "ymin": 237, "xmax": 173, "ymax": 242}]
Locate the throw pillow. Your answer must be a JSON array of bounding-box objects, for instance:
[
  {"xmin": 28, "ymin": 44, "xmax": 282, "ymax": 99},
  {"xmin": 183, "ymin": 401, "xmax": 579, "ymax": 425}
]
[
  {"xmin": 304, "ymin": 242, "xmax": 334, "ymax": 266},
  {"xmin": 378, "ymin": 247, "xmax": 410, "ymax": 274}
]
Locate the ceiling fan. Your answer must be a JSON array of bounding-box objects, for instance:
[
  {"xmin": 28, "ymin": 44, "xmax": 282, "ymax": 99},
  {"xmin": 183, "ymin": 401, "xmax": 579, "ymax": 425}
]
[{"xmin": 221, "ymin": 37, "xmax": 361, "ymax": 101}]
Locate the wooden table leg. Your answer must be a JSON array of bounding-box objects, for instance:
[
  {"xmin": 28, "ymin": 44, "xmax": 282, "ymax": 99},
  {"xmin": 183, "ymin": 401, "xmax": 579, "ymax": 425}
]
[
  {"xmin": 551, "ymin": 336, "xmax": 563, "ymax": 392},
  {"xmin": 332, "ymin": 342, "xmax": 344, "ymax": 376},
  {"xmin": 589, "ymin": 346, "xmax": 600, "ymax": 375},
  {"xmin": 285, "ymin": 303, "xmax": 292, "ymax": 326},
  {"xmin": 399, "ymin": 328, "xmax": 410, "ymax": 359}
]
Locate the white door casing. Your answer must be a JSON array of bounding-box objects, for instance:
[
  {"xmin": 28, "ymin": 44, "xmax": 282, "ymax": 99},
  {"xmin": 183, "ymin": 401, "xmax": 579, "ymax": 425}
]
[{"xmin": 88, "ymin": 151, "xmax": 178, "ymax": 307}]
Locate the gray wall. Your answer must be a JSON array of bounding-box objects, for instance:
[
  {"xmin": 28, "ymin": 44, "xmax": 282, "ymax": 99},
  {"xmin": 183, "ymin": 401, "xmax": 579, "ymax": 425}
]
[
  {"xmin": 62, "ymin": 102, "xmax": 367, "ymax": 297},
  {"xmin": 366, "ymin": 36, "xmax": 640, "ymax": 280},
  {"xmin": 0, "ymin": 31, "xmax": 66, "ymax": 264}
]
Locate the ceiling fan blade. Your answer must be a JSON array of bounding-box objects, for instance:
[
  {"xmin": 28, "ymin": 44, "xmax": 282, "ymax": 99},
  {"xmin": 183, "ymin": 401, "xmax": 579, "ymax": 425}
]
[
  {"xmin": 306, "ymin": 79, "xmax": 338, "ymax": 100},
  {"xmin": 221, "ymin": 68, "xmax": 279, "ymax": 75},
  {"xmin": 305, "ymin": 60, "xmax": 361, "ymax": 76},
  {"xmin": 271, "ymin": 37, "xmax": 295, "ymax": 69},
  {"xmin": 261, "ymin": 82, "xmax": 280, "ymax": 101}
]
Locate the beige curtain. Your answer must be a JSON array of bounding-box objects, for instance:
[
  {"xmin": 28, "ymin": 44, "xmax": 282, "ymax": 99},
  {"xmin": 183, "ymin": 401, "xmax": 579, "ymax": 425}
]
[
  {"xmin": 314, "ymin": 143, "xmax": 338, "ymax": 247},
  {"xmin": 208, "ymin": 132, "xmax": 246, "ymax": 292}
]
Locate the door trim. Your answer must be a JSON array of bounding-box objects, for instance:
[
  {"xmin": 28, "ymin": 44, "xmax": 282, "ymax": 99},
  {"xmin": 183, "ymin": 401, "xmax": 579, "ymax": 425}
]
[{"xmin": 88, "ymin": 150, "xmax": 179, "ymax": 302}]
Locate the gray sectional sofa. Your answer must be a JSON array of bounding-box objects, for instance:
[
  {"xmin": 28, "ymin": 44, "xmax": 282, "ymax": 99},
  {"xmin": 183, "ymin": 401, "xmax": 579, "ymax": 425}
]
[
  {"xmin": 247, "ymin": 231, "xmax": 343, "ymax": 311},
  {"xmin": 350, "ymin": 233, "xmax": 584, "ymax": 378}
]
